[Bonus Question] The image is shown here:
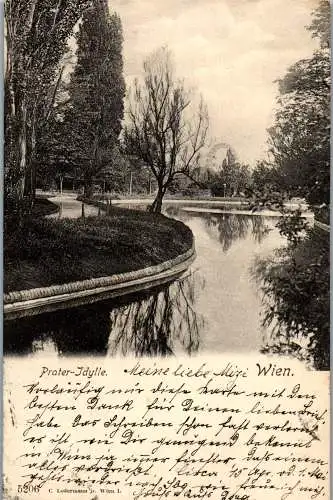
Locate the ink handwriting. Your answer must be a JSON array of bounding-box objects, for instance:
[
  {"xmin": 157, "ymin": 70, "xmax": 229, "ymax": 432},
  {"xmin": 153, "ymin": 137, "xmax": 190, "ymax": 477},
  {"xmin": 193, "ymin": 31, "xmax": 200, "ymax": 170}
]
[{"xmin": 5, "ymin": 359, "xmax": 328, "ymax": 499}]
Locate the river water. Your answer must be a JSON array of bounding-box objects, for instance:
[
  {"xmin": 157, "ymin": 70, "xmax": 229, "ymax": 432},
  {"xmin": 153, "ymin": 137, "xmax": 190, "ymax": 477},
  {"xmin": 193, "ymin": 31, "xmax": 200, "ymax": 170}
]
[{"xmin": 5, "ymin": 198, "xmax": 287, "ymax": 358}]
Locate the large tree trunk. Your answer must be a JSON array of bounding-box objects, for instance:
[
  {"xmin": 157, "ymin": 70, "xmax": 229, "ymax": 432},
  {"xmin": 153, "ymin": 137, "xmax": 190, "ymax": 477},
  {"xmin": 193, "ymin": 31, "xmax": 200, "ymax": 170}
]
[
  {"xmin": 16, "ymin": 99, "xmax": 29, "ymax": 221},
  {"xmin": 29, "ymin": 110, "xmax": 38, "ymax": 206},
  {"xmin": 149, "ymin": 184, "xmax": 166, "ymax": 213},
  {"xmin": 22, "ymin": 101, "xmax": 38, "ymax": 213}
]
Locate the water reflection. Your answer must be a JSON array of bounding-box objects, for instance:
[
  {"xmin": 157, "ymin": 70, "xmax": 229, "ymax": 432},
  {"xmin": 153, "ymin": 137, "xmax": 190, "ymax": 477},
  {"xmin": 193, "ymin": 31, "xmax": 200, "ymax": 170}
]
[
  {"xmin": 4, "ymin": 273, "xmax": 204, "ymax": 357},
  {"xmin": 251, "ymin": 227, "xmax": 330, "ymax": 370},
  {"xmin": 191, "ymin": 212, "xmax": 271, "ymax": 252},
  {"xmin": 8, "ymin": 202, "xmax": 309, "ymax": 363},
  {"xmin": 4, "ymin": 307, "xmax": 111, "ymax": 356},
  {"xmin": 108, "ymin": 272, "xmax": 204, "ymax": 356}
]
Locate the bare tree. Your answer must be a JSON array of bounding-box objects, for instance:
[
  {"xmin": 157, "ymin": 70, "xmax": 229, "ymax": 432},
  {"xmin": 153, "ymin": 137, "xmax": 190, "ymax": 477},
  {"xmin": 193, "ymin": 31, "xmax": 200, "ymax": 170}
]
[{"xmin": 124, "ymin": 47, "xmax": 209, "ymax": 212}]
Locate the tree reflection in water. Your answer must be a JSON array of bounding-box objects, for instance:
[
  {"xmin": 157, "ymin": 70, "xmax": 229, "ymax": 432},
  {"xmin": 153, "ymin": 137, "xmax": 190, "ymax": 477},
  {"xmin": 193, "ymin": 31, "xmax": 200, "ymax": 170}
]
[
  {"xmin": 4, "ymin": 307, "xmax": 112, "ymax": 355},
  {"xmin": 107, "ymin": 272, "xmax": 204, "ymax": 356},
  {"xmin": 165, "ymin": 206, "xmax": 272, "ymax": 252},
  {"xmin": 252, "ymin": 227, "xmax": 329, "ymax": 370},
  {"xmin": 201, "ymin": 213, "xmax": 271, "ymax": 252},
  {"xmin": 4, "ymin": 272, "xmax": 204, "ymax": 357}
]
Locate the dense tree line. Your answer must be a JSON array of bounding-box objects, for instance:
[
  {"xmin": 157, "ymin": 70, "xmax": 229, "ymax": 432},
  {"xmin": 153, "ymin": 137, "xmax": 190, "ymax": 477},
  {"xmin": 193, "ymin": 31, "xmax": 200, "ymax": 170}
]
[
  {"xmin": 64, "ymin": 1, "xmax": 125, "ymax": 197},
  {"xmin": 5, "ymin": 0, "xmax": 125, "ymax": 218},
  {"xmin": 5, "ymin": 1, "xmax": 329, "ymax": 215},
  {"xmin": 206, "ymin": 148, "xmax": 251, "ymax": 197},
  {"xmin": 265, "ymin": 0, "xmax": 330, "ymax": 206},
  {"xmin": 5, "ymin": 0, "xmax": 92, "ymax": 217},
  {"xmin": 252, "ymin": 1, "xmax": 330, "ymax": 370}
]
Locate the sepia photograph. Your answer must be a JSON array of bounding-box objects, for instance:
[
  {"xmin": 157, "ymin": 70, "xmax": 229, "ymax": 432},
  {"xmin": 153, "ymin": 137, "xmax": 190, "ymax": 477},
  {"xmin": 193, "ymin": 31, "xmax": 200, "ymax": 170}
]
[
  {"xmin": 4, "ymin": 0, "xmax": 330, "ymax": 368},
  {"xmin": 2, "ymin": 0, "xmax": 330, "ymax": 498}
]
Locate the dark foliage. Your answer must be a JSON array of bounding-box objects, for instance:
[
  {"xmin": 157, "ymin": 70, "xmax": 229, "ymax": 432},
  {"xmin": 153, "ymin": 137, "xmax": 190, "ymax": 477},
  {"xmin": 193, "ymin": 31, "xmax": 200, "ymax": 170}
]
[
  {"xmin": 267, "ymin": 0, "xmax": 330, "ymax": 206},
  {"xmin": 64, "ymin": 2, "xmax": 125, "ymax": 196},
  {"xmin": 253, "ymin": 214, "xmax": 329, "ymax": 370},
  {"xmin": 5, "ymin": 0, "xmax": 92, "ymax": 214}
]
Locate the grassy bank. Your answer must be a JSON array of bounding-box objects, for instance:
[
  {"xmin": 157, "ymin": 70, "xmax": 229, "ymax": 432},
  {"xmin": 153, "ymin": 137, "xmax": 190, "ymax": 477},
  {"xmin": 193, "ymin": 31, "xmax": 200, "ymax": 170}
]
[
  {"xmin": 5, "ymin": 196, "xmax": 59, "ymax": 230},
  {"xmin": 5, "ymin": 208, "xmax": 193, "ymax": 293},
  {"xmin": 33, "ymin": 196, "xmax": 60, "ymax": 217}
]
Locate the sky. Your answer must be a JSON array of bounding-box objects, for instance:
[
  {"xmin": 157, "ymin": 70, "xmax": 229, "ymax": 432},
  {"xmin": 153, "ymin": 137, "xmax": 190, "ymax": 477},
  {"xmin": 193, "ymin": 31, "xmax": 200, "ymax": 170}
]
[{"xmin": 108, "ymin": 0, "xmax": 319, "ymax": 166}]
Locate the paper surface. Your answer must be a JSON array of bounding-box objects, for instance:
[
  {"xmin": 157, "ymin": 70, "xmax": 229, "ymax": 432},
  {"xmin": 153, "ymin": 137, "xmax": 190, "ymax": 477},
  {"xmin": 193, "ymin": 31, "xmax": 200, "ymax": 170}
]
[
  {"xmin": 3, "ymin": 356, "xmax": 329, "ymax": 499},
  {"xmin": 3, "ymin": 0, "xmax": 330, "ymax": 499}
]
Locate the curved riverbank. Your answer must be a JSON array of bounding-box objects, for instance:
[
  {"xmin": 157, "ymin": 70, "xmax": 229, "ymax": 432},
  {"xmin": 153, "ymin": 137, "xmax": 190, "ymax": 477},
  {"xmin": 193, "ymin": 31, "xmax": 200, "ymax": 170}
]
[
  {"xmin": 4, "ymin": 243, "xmax": 195, "ymax": 320},
  {"xmin": 5, "ymin": 204, "xmax": 194, "ymax": 296}
]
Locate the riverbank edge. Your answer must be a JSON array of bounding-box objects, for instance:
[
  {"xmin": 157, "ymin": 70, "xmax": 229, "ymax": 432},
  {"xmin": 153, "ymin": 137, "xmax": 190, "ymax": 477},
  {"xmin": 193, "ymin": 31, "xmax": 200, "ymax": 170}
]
[{"xmin": 4, "ymin": 239, "xmax": 196, "ymax": 320}]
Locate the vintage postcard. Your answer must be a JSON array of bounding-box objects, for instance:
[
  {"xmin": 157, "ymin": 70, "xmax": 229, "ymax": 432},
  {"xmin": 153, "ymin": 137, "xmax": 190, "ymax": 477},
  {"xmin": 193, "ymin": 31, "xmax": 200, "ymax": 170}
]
[{"xmin": 3, "ymin": 0, "xmax": 330, "ymax": 499}]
